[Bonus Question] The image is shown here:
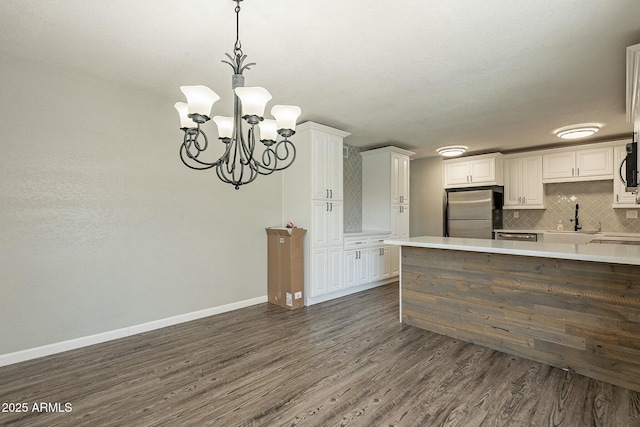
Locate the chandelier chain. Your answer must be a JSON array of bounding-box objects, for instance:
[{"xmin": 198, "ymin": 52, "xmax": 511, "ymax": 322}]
[{"xmin": 234, "ymin": 1, "xmax": 242, "ymax": 57}]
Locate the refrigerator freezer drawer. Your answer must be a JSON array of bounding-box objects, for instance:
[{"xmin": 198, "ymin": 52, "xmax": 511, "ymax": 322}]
[{"xmin": 448, "ymin": 219, "xmax": 493, "ymax": 239}]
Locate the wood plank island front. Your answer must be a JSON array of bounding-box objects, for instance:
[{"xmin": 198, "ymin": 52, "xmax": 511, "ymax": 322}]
[{"xmin": 384, "ymin": 236, "xmax": 640, "ymax": 392}]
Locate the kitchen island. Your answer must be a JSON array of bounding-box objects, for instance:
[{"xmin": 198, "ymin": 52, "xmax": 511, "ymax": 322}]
[{"xmin": 385, "ymin": 236, "xmax": 640, "ymax": 391}]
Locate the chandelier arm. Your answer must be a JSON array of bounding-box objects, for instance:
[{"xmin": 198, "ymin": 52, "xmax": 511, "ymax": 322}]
[
  {"xmin": 179, "ymin": 128, "xmax": 221, "ymax": 170},
  {"xmin": 256, "ymin": 139, "xmax": 297, "ymax": 175}
]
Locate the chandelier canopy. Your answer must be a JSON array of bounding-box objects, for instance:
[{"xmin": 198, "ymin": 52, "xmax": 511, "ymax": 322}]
[{"xmin": 174, "ymin": 0, "xmax": 301, "ymax": 189}]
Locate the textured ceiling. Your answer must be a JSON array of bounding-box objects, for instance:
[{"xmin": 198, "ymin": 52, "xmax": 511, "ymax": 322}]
[{"xmin": 1, "ymin": 0, "xmax": 640, "ymax": 158}]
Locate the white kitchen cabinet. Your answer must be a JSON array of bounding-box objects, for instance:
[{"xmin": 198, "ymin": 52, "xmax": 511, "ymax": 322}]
[
  {"xmin": 311, "ymin": 131, "xmax": 343, "ymax": 200},
  {"xmin": 344, "ymin": 249, "xmax": 369, "ymax": 288},
  {"xmin": 391, "ymin": 153, "xmax": 410, "ymax": 204},
  {"xmin": 311, "ymin": 200, "xmax": 343, "ymax": 247},
  {"xmin": 542, "ymin": 146, "xmax": 613, "ymax": 183},
  {"xmin": 443, "ymin": 153, "xmax": 504, "ymax": 188},
  {"xmin": 391, "ymin": 204, "xmax": 410, "ymax": 239},
  {"xmin": 362, "ymin": 146, "xmax": 414, "ymax": 245},
  {"xmin": 390, "ymin": 246, "xmax": 400, "ymax": 277},
  {"xmin": 282, "ymin": 122, "xmax": 350, "ymax": 305},
  {"xmin": 344, "ymin": 243, "xmax": 391, "ymax": 288},
  {"xmin": 503, "ymin": 155, "xmax": 544, "ymax": 209},
  {"xmin": 311, "ymin": 246, "xmax": 344, "ymax": 296},
  {"xmin": 368, "ymin": 246, "xmax": 391, "ymax": 281},
  {"xmin": 613, "ymin": 143, "xmax": 638, "ymax": 207}
]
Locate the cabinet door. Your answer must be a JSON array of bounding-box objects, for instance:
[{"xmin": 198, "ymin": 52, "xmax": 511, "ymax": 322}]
[
  {"xmin": 356, "ymin": 250, "xmax": 369, "ymax": 285},
  {"xmin": 391, "ymin": 205, "xmax": 402, "ymax": 237},
  {"xmin": 399, "ymin": 205, "xmax": 410, "ymax": 239},
  {"xmin": 469, "ymin": 158, "xmax": 495, "ymax": 183},
  {"xmin": 343, "ymin": 250, "xmax": 358, "ymax": 288},
  {"xmin": 576, "ymin": 147, "xmax": 612, "ymax": 177},
  {"xmin": 399, "ymin": 155, "xmax": 410, "ymax": 203},
  {"xmin": 390, "ymin": 245, "xmax": 400, "ymax": 277},
  {"xmin": 326, "ymin": 134, "xmax": 344, "ymax": 200},
  {"xmin": 368, "ymin": 248, "xmax": 381, "ymax": 282},
  {"xmin": 310, "ymin": 248, "xmax": 328, "ymax": 297},
  {"xmin": 328, "ymin": 246, "xmax": 343, "ymax": 292},
  {"xmin": 614, "ymin": 145, "xmax": 638, "ymax": 205},
  {"xmin": 521, "ymin": 155, "xmax": 543, "ymax": 206},
  {"xmin": 381, "ymin": 246, "xmax": 392, "ymax": 279},
  {"xmin": 503, "ymin": 157, "xmax": 522, "ymax": 207},
  {"xmin": 311, "ymin": 201, "xmax": 329, "ymax": 247},
  {"xmin": 543, "ymin": 151, "xmax": 575, "ymax": 179},
  {"xmin": 391, "ymin": 154, "xmax": 410, "ymax": 204},
  {"xmin": 310, "ymin": 132, "xmax": 329, "ymax": 199},
  {"xmin": 391, "ymin": 205, "xmax": 410, "ymax": 239},
  {"xmin": 328, "ymin": 202, "xmax": 343, "ymax": 246},
  {"xmin": 444, "ymin": 161, "xmax": 470, "ymax": 187}
]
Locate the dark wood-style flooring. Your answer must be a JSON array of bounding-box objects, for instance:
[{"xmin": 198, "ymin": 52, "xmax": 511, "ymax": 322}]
[{"xmin": 1, "ymin": 283, "xmax": 639, "ymax": 427}]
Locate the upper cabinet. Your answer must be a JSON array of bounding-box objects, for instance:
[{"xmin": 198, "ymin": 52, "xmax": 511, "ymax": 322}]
[
  {"xmin": 391, "ymin": 152, "xmax": 410, "ymax": 204},
  {"xmin": 542, "ymin": 146, "xmax": 613, "ymax": 183},
  {"xmin": 443, "ymin": 153, "xmax": 503, "ymax": 188},
  {"xmin": 362, "ymin": 146, "xmax": 414, "ymax": 233},
  {"xmin": 503, "ymin": 154, "xmax": 544, "ymax": 209},
  {"xmin": 311, "ymin": 130, "xmax": 343, "ymax": 200}
]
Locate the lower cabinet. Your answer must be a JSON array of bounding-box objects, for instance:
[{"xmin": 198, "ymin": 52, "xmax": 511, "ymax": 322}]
[
  {"xmin": 344, "ymin": 245, "xmax": 392, "ymax": 288},
  {"xmin": 310, "ymin": 246, "xmax": 343, "ymax": 297}
]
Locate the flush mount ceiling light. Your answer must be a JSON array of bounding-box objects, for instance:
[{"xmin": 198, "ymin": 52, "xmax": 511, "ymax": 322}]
[
  {"xmin": 174, "ymin": 0, "xmax": 301, "ymax": 190},
  {"xmin": 437, "ymin": 146, "xmax": 468, "ymax": 157},
  {"xmin": 554, "ymin": 123, "xmax": 601, "ymax": 140}
]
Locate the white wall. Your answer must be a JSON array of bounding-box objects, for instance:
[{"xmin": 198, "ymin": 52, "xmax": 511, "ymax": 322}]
[
  {"xmin": 0, "ymin": 56, "xmax": 282, "ymax": 355},
  {"xmin": 410, "ymin": 156, "xmax": 445, "ymax": 237}
]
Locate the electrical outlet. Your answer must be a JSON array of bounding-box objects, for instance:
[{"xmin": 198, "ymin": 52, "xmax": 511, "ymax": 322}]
[
  {"xmin": 626, "ymin": 210, "xmax": 638, "ymax": 219},
  {"xmin": 513, "ymin": 211, "xmax": 519, "ymax": 219}
]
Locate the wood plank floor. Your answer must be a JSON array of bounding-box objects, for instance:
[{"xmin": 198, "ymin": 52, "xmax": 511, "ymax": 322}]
[{"xmin": 1, "ymin": 283, "xmax": 639, "ymax": 427}]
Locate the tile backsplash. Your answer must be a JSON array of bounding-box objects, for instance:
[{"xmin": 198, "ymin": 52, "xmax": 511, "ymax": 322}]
[
  {"xmin": 502, "ymin": 180, "xmax": 640, "ymax": 233},
  {"xmin": 343, "ymin": 144, "xmax": 362, "ymax": 232}
]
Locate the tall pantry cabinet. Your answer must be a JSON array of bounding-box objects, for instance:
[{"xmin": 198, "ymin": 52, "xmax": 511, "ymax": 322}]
[
  {"xmin": 282, "ymin": 122, "xmax": 350, "ymax": 306},
  {"xmin": 361, "ymin": 147, "xmax": 415, "ymax": 275}
]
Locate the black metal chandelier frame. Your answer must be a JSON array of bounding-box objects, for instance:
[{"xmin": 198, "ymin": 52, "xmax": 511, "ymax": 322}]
[{"xmin": 177, "ymin": 0, "xmax": 298, "ymax": 190}]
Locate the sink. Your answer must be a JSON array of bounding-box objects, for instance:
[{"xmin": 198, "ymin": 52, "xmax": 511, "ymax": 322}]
[{"xmin": 543, "ymin": 231, "xmax": 602, "ymax": 244}]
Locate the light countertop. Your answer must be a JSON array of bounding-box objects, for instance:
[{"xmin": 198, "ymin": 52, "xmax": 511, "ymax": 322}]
[{"xmin": 384, "ymin": 235, "xmax": 640, "ymax": 266}]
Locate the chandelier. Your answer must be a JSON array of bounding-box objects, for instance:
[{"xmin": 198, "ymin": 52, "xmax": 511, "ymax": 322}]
[{"xmin": 174, "ymin": 0, "xmax": 301, "ymax": 190}]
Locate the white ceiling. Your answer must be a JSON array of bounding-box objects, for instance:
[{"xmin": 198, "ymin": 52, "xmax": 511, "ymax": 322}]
[{"xmin": 1, "ymin": 0, "xmax": 639, "ymax": 158}]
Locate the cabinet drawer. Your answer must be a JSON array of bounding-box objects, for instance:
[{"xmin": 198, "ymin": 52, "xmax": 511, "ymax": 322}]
[{"xmin": 344, "ymin": 238, "xmax": 368, "ymax": 249}]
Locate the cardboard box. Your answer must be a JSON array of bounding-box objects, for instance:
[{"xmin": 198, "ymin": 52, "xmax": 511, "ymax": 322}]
[{"xmin": 266, "ymin": 227, "xmax": 306, "ymax": 310}]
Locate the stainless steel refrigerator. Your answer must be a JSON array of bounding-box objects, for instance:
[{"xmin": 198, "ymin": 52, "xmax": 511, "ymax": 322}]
[{"xmin": 445, "ymin": 187, "xmax": 503, "ymax": 239}]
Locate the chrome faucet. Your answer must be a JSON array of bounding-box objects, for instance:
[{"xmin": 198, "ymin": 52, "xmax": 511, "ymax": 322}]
[{"xmin": 569, "ymin": 203, "xmax": 581, "ymax": 231}]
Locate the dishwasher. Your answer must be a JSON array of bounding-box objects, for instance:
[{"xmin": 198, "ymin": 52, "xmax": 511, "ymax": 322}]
[{"xmin": 495, "ymin": 232, "xmax": 538, "ymax": 242}]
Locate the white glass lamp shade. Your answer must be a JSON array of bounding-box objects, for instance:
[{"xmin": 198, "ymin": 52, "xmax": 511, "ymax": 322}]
[
  {"xmin": 271, "ymin": 105, "xmax": 302, "ymax": 131},
  {"xmin": 174, "ymin": 102, "xmax": 196, "ymax": 128},
  {"xmin": 213, "ymin": 116, "xmax": 234, "ymax": 139},
  {"xmin": 180, "ymin": 85, "xmax": 220, "ymax": 117},
  {"xmin": 258, "ymin": 119, "xmax": 278, "ymax": 142},
  {"xmin": 234, "ymin": 87, "xmax": 272, "ymax": 118}
]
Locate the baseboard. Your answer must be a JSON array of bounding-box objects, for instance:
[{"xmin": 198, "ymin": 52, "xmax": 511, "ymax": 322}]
[
  {"xmin": 0, "ymin": 295, "xmax": 268, "ymax": 367},
  {"xmin": 305, "ymin": 278, "xmax": 398, "ymax": 306}
]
